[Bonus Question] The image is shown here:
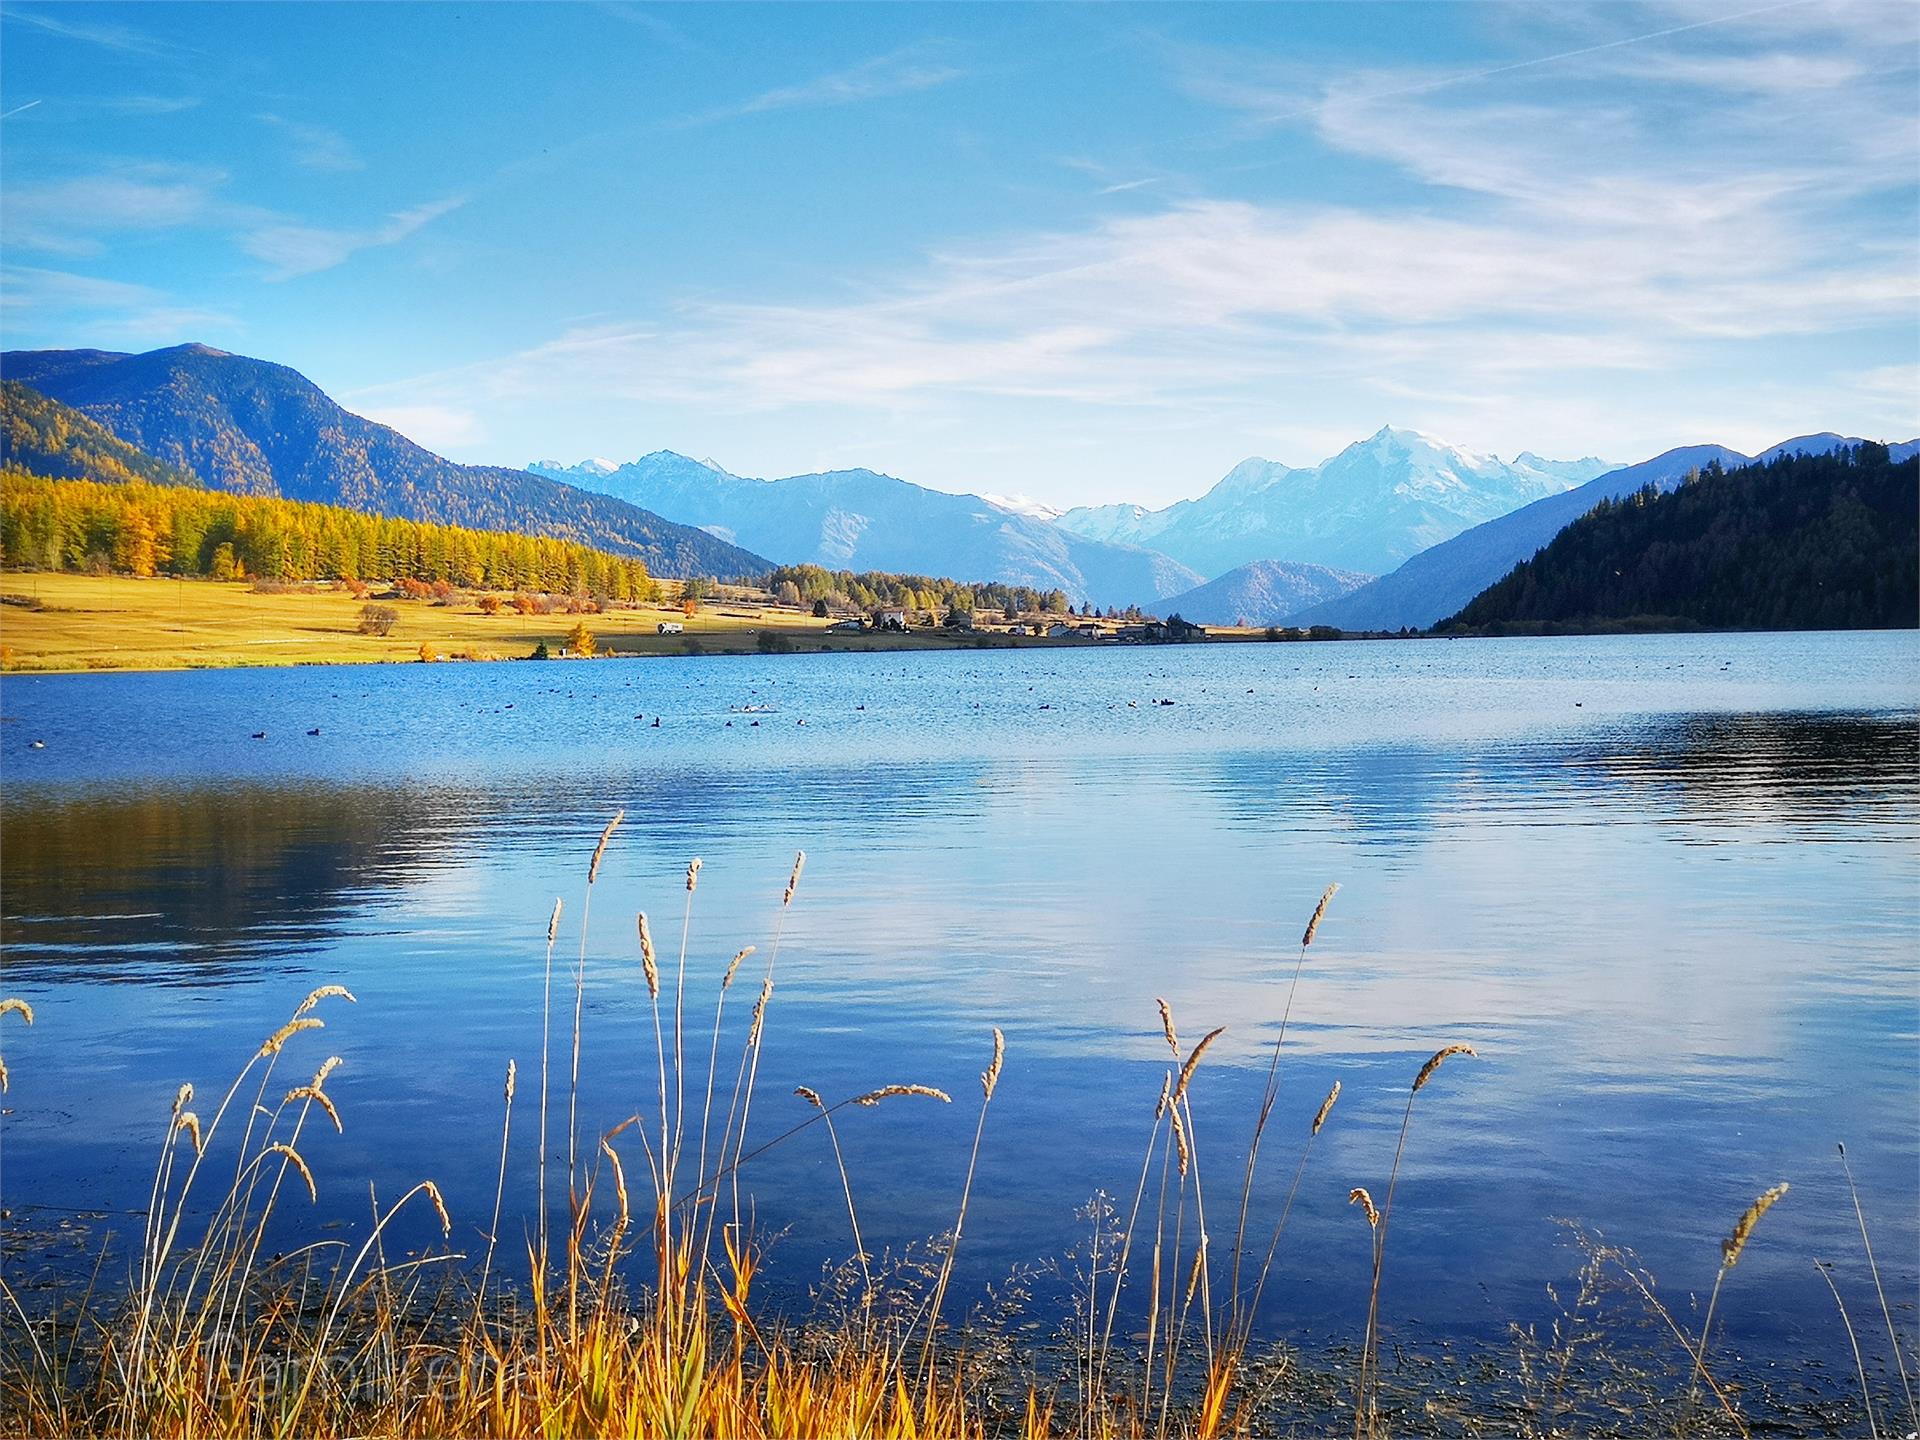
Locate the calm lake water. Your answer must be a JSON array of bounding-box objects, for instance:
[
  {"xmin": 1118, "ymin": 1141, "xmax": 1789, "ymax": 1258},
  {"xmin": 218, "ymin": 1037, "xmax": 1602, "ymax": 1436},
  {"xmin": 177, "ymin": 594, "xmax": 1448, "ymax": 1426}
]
[{"xmin": 3, "ymin": 631, "xmax": 1916, "ymax": 1380}]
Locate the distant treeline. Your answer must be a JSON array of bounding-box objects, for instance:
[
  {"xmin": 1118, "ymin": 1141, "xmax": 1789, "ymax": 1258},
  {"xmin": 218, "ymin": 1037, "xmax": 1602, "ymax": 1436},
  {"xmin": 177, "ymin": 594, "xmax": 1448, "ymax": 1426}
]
[
  {"xmin": 0, "ymin": 471, "xmax": 657, "ymax": 598},
  {"xmin": 764, "ymin": 562, "xmax": 1075, "ymax": 617},
  {"xmin": 1441, "ymin": 444, "xmax": 1917, "ymax": 634}
]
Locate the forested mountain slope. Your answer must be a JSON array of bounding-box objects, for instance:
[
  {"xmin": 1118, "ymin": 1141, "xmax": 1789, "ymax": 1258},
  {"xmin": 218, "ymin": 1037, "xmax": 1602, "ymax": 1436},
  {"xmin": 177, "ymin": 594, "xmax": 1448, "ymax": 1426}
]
[
  {"xmin": 1, "ymin": 347, "xmax": 769, "ymax": 579},
  {"xmin": 1440, "ymin": 445, "xmax": 1918, "ymax": 634}
]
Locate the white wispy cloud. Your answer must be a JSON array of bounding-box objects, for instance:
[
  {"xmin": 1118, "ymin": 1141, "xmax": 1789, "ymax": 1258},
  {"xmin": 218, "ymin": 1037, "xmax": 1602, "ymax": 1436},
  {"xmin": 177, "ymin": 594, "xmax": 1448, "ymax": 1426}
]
[
  {"xmin": 0, "ymin": 163, "xmax": 225, "ymax": 255},
  {"xmin": 0, "ymin": 264, "xmax": 237, "ymax": 341},
  {"xmin": 682, "ymin": 45, "xmax": 964, "ymax": 126},
  {"xmin": 334, "ymin": 2, "xmax": 1920, "ymax": 484},
  {"xmin": 0, "ymin": 5, "xmax": 194, "ymax": 58},
  {"xmin": 238, "ymin": 196, "xmax": 468, "ymax": 280},
  {"xmin": 257, "ymin": 114, "xmax": 364, "ymax": 172}
]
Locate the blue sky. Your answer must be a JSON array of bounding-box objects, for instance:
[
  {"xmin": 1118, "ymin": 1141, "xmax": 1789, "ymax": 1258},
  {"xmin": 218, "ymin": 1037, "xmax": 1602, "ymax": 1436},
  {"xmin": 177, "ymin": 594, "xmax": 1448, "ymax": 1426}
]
[{"xmin": 2, "ymin": 2, "xmax": 1915, "ymax": 509}]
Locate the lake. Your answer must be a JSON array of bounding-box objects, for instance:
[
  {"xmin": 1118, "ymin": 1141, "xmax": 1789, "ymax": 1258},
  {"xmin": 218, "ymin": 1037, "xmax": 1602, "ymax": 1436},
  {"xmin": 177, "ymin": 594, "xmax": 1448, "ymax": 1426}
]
[{"xmin": 3, "ymin": 631, "xmax": 1916, "ymax": 1386}]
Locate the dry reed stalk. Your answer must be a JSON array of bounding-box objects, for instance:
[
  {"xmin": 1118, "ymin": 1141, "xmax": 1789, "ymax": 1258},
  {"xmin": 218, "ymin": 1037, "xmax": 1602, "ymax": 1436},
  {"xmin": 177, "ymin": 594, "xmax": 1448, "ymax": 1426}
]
[
  {"xmin": 1359, "ymin": 1042, "xmax": 1479, "ymax": 1438},
  {"xmin": 1240, "ymin": 1080, "xmax": 1343, "ymax": 1348},
  {"xmin": 668, "ymin": 865, "xmax": 702, "ymax": 1225},
  {"xmin": 568, "ymin": 816, "xmax": 622, "ymax": 1238},
  {"xmin": 537, "ymin": 896, "xmax": 562, "ymax": 1261},
  {"xmin": 1838, "ymin": 1142, "xmax": 1918, "ymax": 1432},
  {"xmin": 1231, "ymin": 884, "xmax": 1337, "ymax": 1335},
  {"xmin": 724, "ymin": 852, "xmax": 805, "ymax": 1242},
  {"xmin": 691, "ymin": 946, "xmax": 760, "ymax": 1283},
  {"xmin": 1095, "ymin": 1053, "xmax": 1178, "ymax": 1422},
  {"xmin": 477, "ymin": 1059, "xmax": 516, "ymax": 1314},
  {"xmin": 1692, "ymin": 1182, "xmax": 1788, "ymax": 1404},
  {"xmin": 921, "ymin": 1028, "xmax": 1005, "ymax": 1379},
  {"xmin": 795, "ymin": 1086, "xmax": 873, "ymax": 1303},
  {"xmin": 1813, "ymin": 1260, "xmax": 1881, "ymax": 1440}
]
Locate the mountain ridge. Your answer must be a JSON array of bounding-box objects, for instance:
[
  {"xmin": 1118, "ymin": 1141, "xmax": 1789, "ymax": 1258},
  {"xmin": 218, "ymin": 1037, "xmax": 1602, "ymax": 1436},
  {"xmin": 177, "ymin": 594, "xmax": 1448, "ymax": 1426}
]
[
  {"xmin": 1441, "ymin": 445, "xmax": 1918, "ymax": 633},
  {"xmin": 530, "ymin": 451, "xmax": 1200, "ymax": 608},
  {"xmin": 2, "ymin": 345, "xmax": 772, "ymax": 580},
  {"xmin": 1156, "ymin": 558, "xmax": 1373, "ymax": 627},
  {"xmin": 1053, "ymin": 427, "xmax": 1614, "ymax": 576},
  {"xmin": 1294, "ymin": 433, "xmax": 1920, "ymax": 632}
]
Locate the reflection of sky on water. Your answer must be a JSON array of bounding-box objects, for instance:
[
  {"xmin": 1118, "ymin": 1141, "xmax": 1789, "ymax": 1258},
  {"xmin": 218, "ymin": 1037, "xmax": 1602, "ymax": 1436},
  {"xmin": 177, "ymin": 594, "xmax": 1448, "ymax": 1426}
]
[{"xmin": 1, "ymin": 631, "xmax": 1914, "ymax": 1371}]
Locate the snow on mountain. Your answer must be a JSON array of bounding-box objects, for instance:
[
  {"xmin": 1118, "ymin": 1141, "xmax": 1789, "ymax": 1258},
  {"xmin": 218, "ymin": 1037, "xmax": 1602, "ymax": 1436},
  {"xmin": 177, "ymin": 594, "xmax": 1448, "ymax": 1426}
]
[
  {"xmin": 982, "ymin": 492, "xmax": 1064, "ymax": 521},
  {"xmin": 528, "ymin": 452, "xmax": 1200, "ymax": 607},
  {"xmin": 1291, "ymin": 432, "xmax": 1915, "ymax": 633},
  {"xmin": 1054, "ymin": 428, "xmax": 1613, "ymax": 577}
]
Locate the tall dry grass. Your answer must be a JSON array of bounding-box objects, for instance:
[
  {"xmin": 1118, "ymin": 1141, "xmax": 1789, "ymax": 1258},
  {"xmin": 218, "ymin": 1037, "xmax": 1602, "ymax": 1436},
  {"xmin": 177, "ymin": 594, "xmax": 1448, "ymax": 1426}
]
[{"xmin": 0, "ymin": 837, "xmax": 1906, "ymax": 1439}]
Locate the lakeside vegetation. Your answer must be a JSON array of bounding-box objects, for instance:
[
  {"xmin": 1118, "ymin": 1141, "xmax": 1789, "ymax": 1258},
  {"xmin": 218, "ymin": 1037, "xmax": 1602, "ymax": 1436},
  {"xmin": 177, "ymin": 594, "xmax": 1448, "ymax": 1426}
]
[{"xmin": 0, "ymin": 843, "xmax": 1908, "ymax": 1439}]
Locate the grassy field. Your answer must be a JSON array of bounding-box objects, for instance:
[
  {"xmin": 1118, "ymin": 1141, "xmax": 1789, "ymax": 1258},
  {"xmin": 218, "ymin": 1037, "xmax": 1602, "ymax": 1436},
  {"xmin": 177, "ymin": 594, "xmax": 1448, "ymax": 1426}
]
[{"xmin": 0, "ymin": 573, "xmax": 1105, "ymax": 674}]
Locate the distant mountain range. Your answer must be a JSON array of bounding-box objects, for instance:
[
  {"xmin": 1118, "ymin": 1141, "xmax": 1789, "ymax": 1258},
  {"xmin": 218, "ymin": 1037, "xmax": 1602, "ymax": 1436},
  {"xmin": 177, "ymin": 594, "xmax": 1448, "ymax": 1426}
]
[
  {"xmin": 529, "ymin": 452, "xmax": 1200, "ymax": 609},
  {"xmin": 1156, "ymin": 559, "xmax": 1372, "ymax": 627},
  {"xmin": 1295, "ymin": 433, "xmax": 1920, "ymax": 632},
  {"xmin": 1, "ymin": 345, "xmax": 771, "ymax": 580},
  {"xmin": 1053, "ymin": 428, "xmax": 1614, "ymax": 577},
  {"xmin": 1442, "ymin": 445, "xmax": 1919, "ymax": 634}
]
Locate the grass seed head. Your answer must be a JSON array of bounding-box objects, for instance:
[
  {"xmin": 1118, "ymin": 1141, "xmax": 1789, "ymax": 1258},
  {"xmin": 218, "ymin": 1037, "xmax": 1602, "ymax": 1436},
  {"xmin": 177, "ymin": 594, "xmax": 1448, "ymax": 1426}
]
[
  {"xmin": 748, "ymin": 978, "xmax": 772, "ymax": 1046},
  {"xmin": 723, "ymin": 946, "xmax": 755, "ymax": 990},
  {"xmin": 794, "ymin": 1085, "xmax": 825, "ymax": 1110},
  {"xmin": 1156, "ymin": 997, "xmax": 1178, "ymax": 1056},
  {"xmin": 422, "ymin": 1179, "xmax": 451, "ymax": 1235},
  {"xmin": 599, "ymin": 1139, "xmax": 629, "ymax": 1226},
  {"xmin": 266, "ymin": 1142, "xmax": 316, "ymax": 1201},
  {"xmin": 1173, "ymin": 1026, "xmax": 1225, "ymax": 1103},
  {"xmin": 638, "ymin": 912, "xmax": 659, "ymax": 999},
  {"xmin": 1312, "ymin": 1080, "xmax": 1341, "ymax": 1136},
  {"xmin": 1171, "ymin": 1106, "xmax": 1191, "ymax": 1177},
  {"xmin": 1349, "ymin": 1187, "xmax": 1379, "ymax": 1227},
  {"xmin": 504, "ymin": 1058, "xmax": 516, "ymax": 1103},
  {"xmin": 176, "ymin": 1111, "xmax": 204, "ymax": 1155},
  {"xmin": 546, "ymin": 897, "xmax": 563, "ymax": 945},
  {"xmin": 783, "ymin": 851, "xmax": 806, "ymax": 907},
  {"xmin": 852, "ymin": 1084, "xmax": 952, "ymax": 1107},
  {"xmin": 0, "ymin": 998, "xmax": 34, "ymax": 1025},
  {"xmin": 1722, "ymin": 1183, "xmax": 1789, "ymax": 1268},
  {"xmin": 293, "ymin": 985, "xmax": 355, "ymax": 1018},
  {"xmin": 982, "ymin": 1027, "xmax": 1005, "ymax": 1100},
  {"xmin": 1412, "ymin": 1043, "xmax": 1478, "ymax": 1093},
  {"xmin": 588, "ymin": 810, "xmax": 624, "ymax": 885},
  {"xmin": 285, "ymin": 1085, "xmax": 343, "ymax": 1133},
  {"xmin": 172, "ymin": 1082, "xmax": 193, "ymax": 1118},
  {"xmin": 1302, "ymin": 884, "xmax": 1339, "ymax": 948},
  {"xmin": 259, "ymin": 1016, "xmax": 324, "ymax": 1058}
]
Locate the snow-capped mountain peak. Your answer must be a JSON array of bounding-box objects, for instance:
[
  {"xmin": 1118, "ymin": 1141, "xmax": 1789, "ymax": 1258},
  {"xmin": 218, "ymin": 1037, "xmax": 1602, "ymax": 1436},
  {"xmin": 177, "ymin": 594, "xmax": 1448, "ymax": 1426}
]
[
  {"xmin": 1055, "ymin": 427, "xmax": 1615, "ymax": 576},
  {"xmin": 983, "ymin": 492, "xmax": 1065, "ymax": 521}
]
